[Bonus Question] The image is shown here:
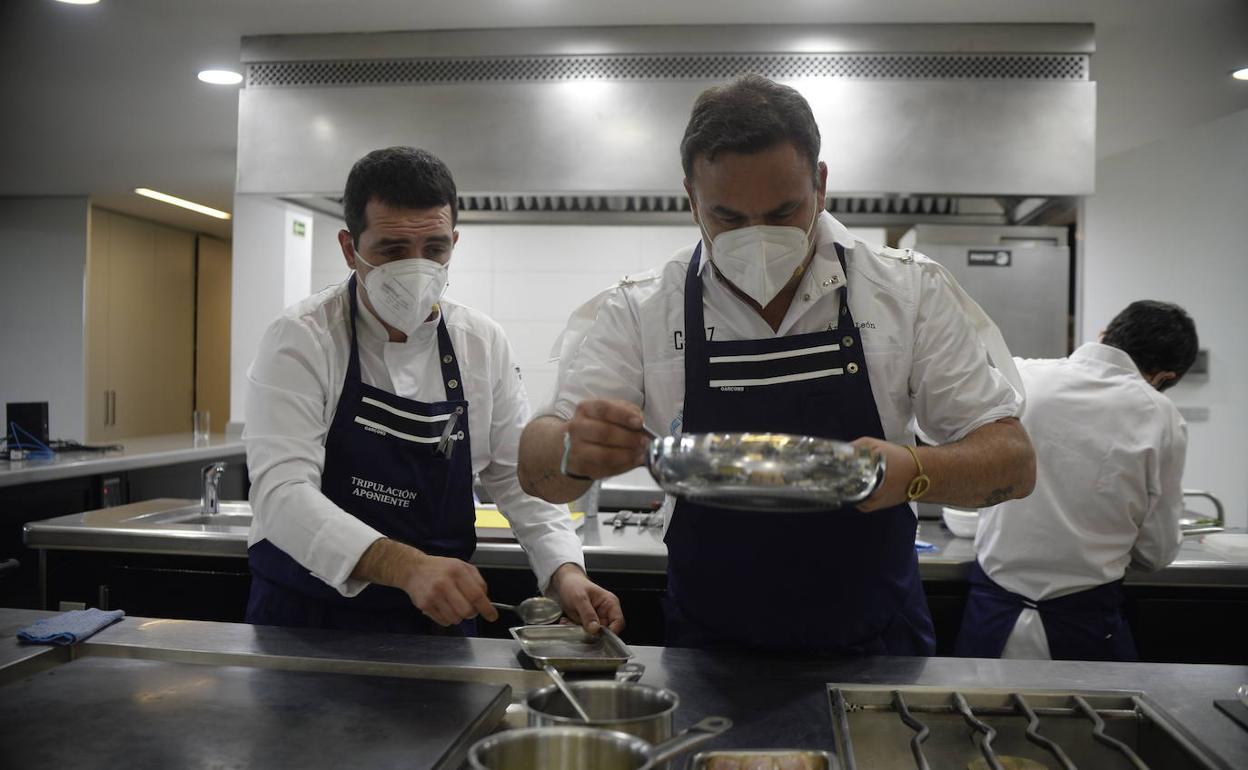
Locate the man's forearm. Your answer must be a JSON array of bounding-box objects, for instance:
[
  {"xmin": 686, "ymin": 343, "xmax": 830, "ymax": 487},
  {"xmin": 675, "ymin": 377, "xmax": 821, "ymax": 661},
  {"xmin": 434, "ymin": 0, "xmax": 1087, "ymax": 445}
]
[
  {"xmin": 518, "ymin": 416, "xmax": 593, "ymax": 504},
  {"xmin": 919, "ymin": 417, "xmax": 1036, "ymax": 508},
  {"xmin": 350, "ymin": 537, "xmax": 421, "ymax": 589}
]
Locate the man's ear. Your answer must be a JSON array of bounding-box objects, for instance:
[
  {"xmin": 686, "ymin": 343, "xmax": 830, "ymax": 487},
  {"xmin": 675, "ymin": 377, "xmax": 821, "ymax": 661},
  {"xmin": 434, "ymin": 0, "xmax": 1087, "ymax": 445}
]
[
  {"xmin": 816, "ymin": 160, "xmax": 828, "ymax": 202},
  {"xmin": 338, "ymin": 230, "xmax": 358, "ymax": 270},
  {"xmin": 1149, "ymin": 371, "xmax": 1178, "ymax": 391}
]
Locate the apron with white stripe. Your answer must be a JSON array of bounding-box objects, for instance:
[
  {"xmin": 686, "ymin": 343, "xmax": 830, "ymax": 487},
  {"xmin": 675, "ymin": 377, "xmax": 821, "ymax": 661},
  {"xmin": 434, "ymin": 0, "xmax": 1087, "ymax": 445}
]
[
  {"xmin": 663, "ymin": 242, "xmax": 935, "ymax": 654},
  {"xmin": 246, "ymin": 274, "xmax": 476, "ymax": 633}
]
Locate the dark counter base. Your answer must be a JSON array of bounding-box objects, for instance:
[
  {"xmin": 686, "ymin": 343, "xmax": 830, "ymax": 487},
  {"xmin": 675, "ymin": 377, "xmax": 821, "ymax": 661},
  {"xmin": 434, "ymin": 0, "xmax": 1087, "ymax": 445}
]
[{"xmin": 0, "ymin": 458, "xmax": 247, "ymax": 609}]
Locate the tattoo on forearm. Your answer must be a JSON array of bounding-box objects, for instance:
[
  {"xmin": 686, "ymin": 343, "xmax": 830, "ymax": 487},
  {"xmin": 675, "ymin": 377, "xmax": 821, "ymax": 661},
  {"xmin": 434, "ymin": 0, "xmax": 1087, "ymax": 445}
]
[{"xmin": 981, "ymin": 486, "xmax": 1015, "ymax": 507}]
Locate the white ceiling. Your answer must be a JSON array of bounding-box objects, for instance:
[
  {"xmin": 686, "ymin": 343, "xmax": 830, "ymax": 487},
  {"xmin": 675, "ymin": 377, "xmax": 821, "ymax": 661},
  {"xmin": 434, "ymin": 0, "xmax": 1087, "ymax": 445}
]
[{"xmin": 1, "ymin": 0, "xmax": 1245, "ymax": 240}]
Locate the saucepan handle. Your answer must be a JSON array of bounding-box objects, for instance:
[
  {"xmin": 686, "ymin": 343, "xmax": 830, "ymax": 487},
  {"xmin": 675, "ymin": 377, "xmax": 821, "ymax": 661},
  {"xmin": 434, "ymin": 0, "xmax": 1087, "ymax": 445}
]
[
  {"xmin": 648, "ymin": 716, "xmax": 733, "ymax": 765},
  {"xmin": 614, "ymin": 662, "xmax": 646, "ymax": 683}
]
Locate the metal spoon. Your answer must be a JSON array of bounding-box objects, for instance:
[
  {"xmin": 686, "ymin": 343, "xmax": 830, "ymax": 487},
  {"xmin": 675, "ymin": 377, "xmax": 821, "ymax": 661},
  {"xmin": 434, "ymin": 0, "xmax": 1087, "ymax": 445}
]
[
  {"xmin": 542, "ymin": 663, "xmax": 593, "ymax": 723},
  {"xmin": 491, "ymin": 596, "xmax": 562, "ymax": 625}
]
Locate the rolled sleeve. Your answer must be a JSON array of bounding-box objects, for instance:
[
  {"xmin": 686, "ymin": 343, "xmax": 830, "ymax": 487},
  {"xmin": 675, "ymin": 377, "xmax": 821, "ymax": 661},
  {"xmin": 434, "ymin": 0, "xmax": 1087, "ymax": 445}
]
[
  {"xmin": 479, "ymin": 326, "xmax": 585, "ymax": 592},
  {"xmin": 244, "ymin": 318, "xmax": 383, "ymax": 598},
  {"xmin": 910, "ymin": 265, "xmax": 1023, "ymax": 444},
  {"xmin": 1132, "ymin": 415, "xmax": 1187, "ymax": 571}
]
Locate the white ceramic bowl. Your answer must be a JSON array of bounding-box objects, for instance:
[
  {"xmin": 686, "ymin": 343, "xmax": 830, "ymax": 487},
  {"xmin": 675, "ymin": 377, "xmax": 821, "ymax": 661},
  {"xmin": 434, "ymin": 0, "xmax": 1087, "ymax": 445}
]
[{"xmin": 942, "ymin": 507, "xmax": 980, "ymax": 538}]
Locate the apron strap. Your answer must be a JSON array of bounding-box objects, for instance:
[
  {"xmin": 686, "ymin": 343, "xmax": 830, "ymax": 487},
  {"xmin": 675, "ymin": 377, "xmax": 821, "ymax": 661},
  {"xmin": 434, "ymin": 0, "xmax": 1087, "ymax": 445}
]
[{"xmin": 345, "ymin": 273, "xmax": 365, "ymax": 383}]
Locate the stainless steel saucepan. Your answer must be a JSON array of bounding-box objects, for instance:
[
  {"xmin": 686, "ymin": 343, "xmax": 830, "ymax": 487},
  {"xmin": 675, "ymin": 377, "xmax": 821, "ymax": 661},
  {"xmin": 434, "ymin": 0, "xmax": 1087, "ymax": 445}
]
[
  {"xmin": 467, "ymin": 716, "xmax": 731, "ymax": 770},
  {"xmin": 526, "ymin": 679, "xmax": 679, "ymax": 744},
  {"xmin": 645, "ymin": 432, "xmax": 885, "ymax": 512}
]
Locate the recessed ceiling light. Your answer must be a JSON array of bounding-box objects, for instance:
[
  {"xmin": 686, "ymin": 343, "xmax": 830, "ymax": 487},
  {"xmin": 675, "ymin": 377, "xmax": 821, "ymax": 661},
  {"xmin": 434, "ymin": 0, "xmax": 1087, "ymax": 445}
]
[
  {"xmin": 1233, "ymin": 67, "xmax": 1248, "ymax": 81},
  {"xmin": 134, "ymin": 188, "xmax": 232, "ymax": 220},
  {"xmin": 55, "ymin": 0, "xmax": 101, "ymax": 5},
  {"xmin": 197, "ymin": 69, "xmax": 243, "ymax": 86}
]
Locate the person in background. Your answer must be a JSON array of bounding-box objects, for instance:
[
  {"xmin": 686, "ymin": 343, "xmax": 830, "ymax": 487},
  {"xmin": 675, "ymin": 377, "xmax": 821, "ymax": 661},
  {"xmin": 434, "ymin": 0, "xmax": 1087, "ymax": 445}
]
[
  {"xmin": 517, "ymin": 75, "xmax": 1036, "ymax": 655},
  {"xmin": 243, "ymin": 146, "xmax": 623, "ymax": 635},
  {"xmin": 956, "ymin": 300, "xmax": 1198, "ymax": 661}
]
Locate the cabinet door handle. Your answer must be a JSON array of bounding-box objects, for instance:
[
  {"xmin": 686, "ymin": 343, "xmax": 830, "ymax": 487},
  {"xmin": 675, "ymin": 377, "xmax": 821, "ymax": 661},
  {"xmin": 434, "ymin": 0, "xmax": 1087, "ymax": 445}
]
[
  {"xmin": 109, "ymin": 390, "xmax": 117, "ymax": 426},
  {"xmin": 104, "ymin": 390, "xmax": 111, "ymax": 427}
]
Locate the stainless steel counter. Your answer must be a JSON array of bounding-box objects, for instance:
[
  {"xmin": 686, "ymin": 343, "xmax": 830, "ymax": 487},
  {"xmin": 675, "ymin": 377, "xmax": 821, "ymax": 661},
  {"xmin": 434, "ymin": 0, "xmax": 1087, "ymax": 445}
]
[
  {"xmin": 25, "ymin": 501, "xmax": 1248, "ymax": 587},
  {"xmin": 0, "ymin": 433, "xmax": 244, "ymax": 488},
  {"xmin": 1, "ymin": 608, "xmax": 1245, "ymax": 767}
]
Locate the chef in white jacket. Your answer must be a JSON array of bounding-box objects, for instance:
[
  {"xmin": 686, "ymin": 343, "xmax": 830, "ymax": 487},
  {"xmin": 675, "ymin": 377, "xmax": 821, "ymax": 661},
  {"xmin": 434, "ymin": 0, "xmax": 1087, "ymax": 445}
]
[
  {"xmin": 517, "ymin": 75, "xmax": 1036, "ymax": 654},
  {"xmin": 957, "ymin": 300, "xmax": 1198, "ymax": 661},
  {"xmin": 244, "ymin": 146, "xmax": 623, "ymax": 635}
]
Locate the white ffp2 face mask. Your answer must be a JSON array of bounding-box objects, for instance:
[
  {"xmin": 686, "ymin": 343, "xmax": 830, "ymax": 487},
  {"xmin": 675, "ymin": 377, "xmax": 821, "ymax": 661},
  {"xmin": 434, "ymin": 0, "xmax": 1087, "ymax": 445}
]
[
  {"xmin": 701, "ymin": 203, "xmax": 820, "ymax": 308},
  {"xmin": 355, "ymin": 252, "xmax": 449, "ymax": 335}
]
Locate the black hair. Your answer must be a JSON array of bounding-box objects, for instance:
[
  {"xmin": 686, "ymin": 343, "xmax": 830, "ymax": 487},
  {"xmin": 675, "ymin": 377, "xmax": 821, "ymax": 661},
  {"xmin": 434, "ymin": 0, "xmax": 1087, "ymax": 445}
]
[
  {"xmin": 1102, "ymin": 300, "xmax": 1199, "ymax": 386},
  {"xmin": 341, "ymin": 147, "xmax": 458, "ymax": 245},
  {"xmin": 680, "ymin": 74, "xmax": 822, "ymax": 185}
]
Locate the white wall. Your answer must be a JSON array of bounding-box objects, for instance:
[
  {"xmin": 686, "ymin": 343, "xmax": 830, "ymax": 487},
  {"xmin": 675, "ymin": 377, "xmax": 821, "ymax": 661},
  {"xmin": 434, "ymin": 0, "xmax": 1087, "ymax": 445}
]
[
  {"xmin": 1083, "ymin": 106, "xmax": 1248, "ymax": 528},
  {"xmin": 0, "ymin": 197, "xmax": 89, "ymax": 442},
  {"xmin": 228, "ymin": 195, "xmax": 313, "ymax": 428},
  {"xmin": 447, "ymin": 224, "xmax": 699, "ymax": 408},
  {"xmin": 310, "ymin": 211, "xmax": 349, "ymax": 293}
]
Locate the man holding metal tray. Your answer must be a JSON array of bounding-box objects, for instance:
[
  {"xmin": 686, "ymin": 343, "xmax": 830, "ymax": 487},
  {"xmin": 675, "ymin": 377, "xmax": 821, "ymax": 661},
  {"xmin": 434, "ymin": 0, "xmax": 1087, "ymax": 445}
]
[{"xmin": 518, "ymin": 75, "xmax": 1036, "ymax": 654}]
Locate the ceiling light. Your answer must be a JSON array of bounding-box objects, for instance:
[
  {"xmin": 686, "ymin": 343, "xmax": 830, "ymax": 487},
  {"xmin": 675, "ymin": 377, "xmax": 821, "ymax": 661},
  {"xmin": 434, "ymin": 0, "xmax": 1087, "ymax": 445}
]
[
  {"xmin": 1233, "ymin": 67, "xmax": 1248, "ymax": 81},
  {"xmin": 55, "ymin": 0, "xmax": 101, "ymax": 5},
  {"xmin": 197, "ymin": 69, "xmax": 243, "ymax": 86},
  {"xmin": 134, "ymin": 188, "xmax": 231, "ymax": 220}
]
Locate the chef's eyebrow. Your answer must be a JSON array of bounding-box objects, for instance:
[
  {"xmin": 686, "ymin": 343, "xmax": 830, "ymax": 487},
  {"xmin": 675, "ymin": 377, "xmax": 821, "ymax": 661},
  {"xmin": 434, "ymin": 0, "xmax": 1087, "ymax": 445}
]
[
  {"xmin": 373, "ymin": 235, "xmax": 452, "ymax": 247},
  {"xmin": 710, "ymin": 200, "xmax": 803, "ymax": 220}
]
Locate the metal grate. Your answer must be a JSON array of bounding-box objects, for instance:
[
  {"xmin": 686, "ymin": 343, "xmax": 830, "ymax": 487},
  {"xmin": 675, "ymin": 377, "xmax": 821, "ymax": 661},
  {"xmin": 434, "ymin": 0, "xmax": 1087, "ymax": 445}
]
[
  {"xmin": 830, "ymin": 687, "xmax": 1201, "ymax": 770},
  {"xmin": 246, "ymin": 53, "xmax": 1088, "ymax": 88}
]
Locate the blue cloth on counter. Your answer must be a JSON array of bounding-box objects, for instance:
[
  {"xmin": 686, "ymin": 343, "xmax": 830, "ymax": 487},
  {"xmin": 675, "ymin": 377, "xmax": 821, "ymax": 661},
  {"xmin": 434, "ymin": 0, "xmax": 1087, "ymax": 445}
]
[
  {"xmin": 915, "ymin": 539, "xmax": 937, "ymax": 552},
  {"xmin": 17, "ymin": 608, "xmax": 124, "ymax": 645}
]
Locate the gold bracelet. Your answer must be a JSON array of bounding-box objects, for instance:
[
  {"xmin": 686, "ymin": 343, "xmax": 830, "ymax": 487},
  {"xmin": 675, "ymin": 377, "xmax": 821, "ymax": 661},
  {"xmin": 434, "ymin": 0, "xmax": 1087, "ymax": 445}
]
[{"xmin": 903, "ymin": 444, "xmax": 931, "ymax": 501}]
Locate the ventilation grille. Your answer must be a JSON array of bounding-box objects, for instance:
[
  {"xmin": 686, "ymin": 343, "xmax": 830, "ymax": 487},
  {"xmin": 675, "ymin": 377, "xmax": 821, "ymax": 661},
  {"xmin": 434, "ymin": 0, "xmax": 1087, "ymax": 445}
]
[
  {"xmin": 454, "ymin": 194, "xmax": 959, "ymax": 216},
  {"xmin": 247, "ymin": 53, "xmax": 1087, "ymax": 88}
]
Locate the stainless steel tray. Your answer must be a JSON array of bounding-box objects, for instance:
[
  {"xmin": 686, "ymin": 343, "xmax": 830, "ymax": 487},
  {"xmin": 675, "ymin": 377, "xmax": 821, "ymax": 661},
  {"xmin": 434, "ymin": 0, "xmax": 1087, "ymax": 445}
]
[
  {"xmin": 647, "ymin": 432, "xmax": 885, "ymax": 512},
  {"xmin": 509, "ymin": 625, "xmax": 633, "ymax": 671},
  {"xmin": 689, "ymin": 749, "xmax": 839, "ymax": 769}
]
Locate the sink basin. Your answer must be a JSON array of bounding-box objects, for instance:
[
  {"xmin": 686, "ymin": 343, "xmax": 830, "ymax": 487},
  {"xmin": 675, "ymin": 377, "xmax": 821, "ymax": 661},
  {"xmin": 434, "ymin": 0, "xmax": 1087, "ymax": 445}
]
[
  {"xmin": 125, "ymin": 501, "xmax": 254, "ymax": 528},
  {"xmin": 24, "ymin": 498, "xmax": 256, "ymax": 557}
]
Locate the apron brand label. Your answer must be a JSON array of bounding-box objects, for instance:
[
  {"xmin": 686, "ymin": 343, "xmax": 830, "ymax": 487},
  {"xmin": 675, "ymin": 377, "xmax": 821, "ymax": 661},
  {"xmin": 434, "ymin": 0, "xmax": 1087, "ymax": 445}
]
[{"xmin": 350, "ymin": 476, "xmax": 418, "ymax": 508}]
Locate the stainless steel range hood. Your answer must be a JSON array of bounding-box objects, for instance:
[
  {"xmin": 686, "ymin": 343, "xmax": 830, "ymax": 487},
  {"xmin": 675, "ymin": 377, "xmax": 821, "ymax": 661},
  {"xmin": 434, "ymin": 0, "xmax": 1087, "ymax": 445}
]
[{"xmin": 238, "ymin": 24, "xmax": 1095, "ymax": 201}]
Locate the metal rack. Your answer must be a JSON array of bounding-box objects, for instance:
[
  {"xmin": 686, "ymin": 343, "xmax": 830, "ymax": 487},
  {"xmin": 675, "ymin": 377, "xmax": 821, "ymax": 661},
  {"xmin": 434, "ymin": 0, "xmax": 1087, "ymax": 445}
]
[{"xmin": 829, "ymin": 686, "xmax": 1223, "ymax": 770}]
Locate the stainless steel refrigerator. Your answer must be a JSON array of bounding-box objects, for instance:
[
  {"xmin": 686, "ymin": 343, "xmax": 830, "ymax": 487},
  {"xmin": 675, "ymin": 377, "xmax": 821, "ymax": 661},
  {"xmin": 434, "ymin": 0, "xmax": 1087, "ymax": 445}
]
[{"xmin": 901, "ymin": 225, "xmax": 1071, "ymax": 359}]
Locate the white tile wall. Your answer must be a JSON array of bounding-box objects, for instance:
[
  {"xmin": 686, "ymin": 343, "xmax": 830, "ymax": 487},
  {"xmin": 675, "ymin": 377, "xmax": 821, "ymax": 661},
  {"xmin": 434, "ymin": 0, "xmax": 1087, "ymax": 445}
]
[
  {"xmin": 456, "ymin": 223, "xmax": 699, "ymax": 409},
  {"xmin": 309, "ymin": 211, "xmax": 350, "ymax": 294}
]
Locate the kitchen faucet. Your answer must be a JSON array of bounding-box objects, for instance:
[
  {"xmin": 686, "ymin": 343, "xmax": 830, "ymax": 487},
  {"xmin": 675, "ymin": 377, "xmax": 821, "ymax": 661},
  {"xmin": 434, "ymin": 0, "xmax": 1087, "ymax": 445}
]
[{"xmin": 201, "ymin": 461, "xmax": 226, "ymax": 515}]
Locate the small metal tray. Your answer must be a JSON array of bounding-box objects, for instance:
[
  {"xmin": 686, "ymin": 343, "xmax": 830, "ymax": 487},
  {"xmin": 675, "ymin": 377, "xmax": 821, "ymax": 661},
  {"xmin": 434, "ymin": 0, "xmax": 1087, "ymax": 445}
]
[
  {"xmin": 509, "ymin": 625, "xmax": 633, "ymax": 671},
  {"xmin": 689, "ymin": 749, "xmax": 839, "ymax": 769}
]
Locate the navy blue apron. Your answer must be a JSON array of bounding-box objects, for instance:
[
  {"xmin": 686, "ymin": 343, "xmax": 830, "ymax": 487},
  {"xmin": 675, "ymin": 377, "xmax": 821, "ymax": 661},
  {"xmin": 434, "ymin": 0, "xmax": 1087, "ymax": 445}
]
[
  {"xmin": 246, "ymin": 274, "xmax": 477, "ymax": 634},
  {"xmin": 955, "ymin": 561, "xmax": 1137, "ymax": 661},
  {"xmin": 662, "ymin": 243, "xmax": 935, "ymax": 655}
]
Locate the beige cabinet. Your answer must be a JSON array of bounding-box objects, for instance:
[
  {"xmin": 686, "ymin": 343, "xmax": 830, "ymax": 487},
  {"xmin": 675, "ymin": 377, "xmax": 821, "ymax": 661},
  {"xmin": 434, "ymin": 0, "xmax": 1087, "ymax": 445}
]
[
  {"xmin": 86, "ymin": 209, "xmax": 196, "ymax": 442},
  {"xmin": 195, "ymin": 235, "xmax": 232, "ymax": 434}
]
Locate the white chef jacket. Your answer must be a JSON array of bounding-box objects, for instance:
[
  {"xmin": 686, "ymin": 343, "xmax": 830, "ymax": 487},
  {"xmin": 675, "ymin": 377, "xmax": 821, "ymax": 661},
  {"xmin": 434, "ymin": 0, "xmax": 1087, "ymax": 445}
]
[
  {"xmin": 975, "ymin": 342, "xmax": 1188, "ymax": 659},
  {"xmin": 542, "ymin": 212, "xmax": 1023, "ymax": 523},
  {"xmin": 244, "ymin": 279, "xmax": 585, "ymax": 598}
]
